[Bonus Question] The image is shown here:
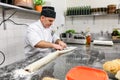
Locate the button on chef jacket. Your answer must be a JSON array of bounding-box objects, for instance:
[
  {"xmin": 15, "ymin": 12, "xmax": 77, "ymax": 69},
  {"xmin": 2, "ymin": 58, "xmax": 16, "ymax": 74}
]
[{"xmin": 24, "ymin": 20, "xmax": 60, "ymax": 58}]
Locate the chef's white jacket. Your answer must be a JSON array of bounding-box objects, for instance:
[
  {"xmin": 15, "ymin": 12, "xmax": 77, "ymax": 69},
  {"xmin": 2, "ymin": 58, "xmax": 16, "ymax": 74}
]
[{"xmin": 24, "ymin": 20, "xmax": 60, "ymax": 57}]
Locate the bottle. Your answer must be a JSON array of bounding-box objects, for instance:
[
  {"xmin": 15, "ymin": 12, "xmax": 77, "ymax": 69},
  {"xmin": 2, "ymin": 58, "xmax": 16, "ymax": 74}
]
[
  {"xmin": 86, "ymin": 34, "xmax": 91, "ymax": 46},
  {"xmin": 85, "ymin": 27, "xmax": 91, "ymax": 46}
]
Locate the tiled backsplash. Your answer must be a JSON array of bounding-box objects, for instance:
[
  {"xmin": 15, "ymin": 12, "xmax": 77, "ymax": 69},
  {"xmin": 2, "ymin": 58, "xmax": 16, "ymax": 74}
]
[
  {"xmin": 65, "ymin": 15, "xmax": 120, "ymax": 33},
  {"xmin": 0, "ymin": 9, "xmax": 39, "ymax": 67}
]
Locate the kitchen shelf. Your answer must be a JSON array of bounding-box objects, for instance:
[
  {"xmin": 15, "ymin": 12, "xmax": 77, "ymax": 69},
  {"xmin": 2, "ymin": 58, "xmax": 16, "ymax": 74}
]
[
  {"xmin": 0, "ymin": 2, "xmax": 40, "ymax": 30},
  {"xmin": 66, "ymin": 12, "xmax": 119, "ymax": 17},
  {"xmin": 66, "ymin": 13, "xmax": 120, "ymax": 24},
  {"xmin": 0, "ymin": 2, "xmax": 40, "ymax": 15}
]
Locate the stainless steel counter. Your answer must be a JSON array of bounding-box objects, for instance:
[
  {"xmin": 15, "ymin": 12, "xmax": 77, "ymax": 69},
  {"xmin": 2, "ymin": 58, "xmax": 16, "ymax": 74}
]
[{"xmin": 0, "ymin": 43, "xmax": 120, "ymax": 80}]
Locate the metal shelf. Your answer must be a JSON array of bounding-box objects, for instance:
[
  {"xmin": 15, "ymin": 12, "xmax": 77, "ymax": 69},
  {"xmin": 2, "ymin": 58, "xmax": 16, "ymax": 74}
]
[
  {"xmin": 0, "ymin": 2, "xmax": 40, "ymax": 15},
  {"xmin": 66, "ymin": 13, "xmax": 120, "ymax": 17},
  {"xmin": 66, "ymin": 13, "xmax": 120, "ymax": 24},
  {"xmin": 0, "ymin": 2, "xmax": 40, "ymax": 30}
]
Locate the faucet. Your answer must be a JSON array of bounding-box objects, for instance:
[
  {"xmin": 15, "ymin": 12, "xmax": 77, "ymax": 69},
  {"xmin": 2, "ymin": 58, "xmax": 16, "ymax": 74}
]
[{"xmin": 100, "ymin": 30, "xmax": 103, "ymax": 36}]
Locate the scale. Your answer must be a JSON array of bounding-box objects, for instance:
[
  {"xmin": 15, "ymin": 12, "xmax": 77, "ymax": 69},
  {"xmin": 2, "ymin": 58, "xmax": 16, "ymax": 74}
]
[{"xmin": 60, "ymin": 33, "xmax": 86, "ymax": 44}]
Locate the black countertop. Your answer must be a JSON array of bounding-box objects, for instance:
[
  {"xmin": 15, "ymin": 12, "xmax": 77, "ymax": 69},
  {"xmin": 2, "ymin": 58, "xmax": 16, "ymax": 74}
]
[{"xmin": 0, "ymin": 43, "xmax": 120, "ymax": 80}]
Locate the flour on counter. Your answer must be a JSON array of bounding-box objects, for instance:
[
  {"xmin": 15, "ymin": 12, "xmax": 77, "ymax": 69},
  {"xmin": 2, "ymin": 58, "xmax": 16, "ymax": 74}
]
[{"xmin": 13, "ymin": 69, "xmax": 33, "ymax": 79}]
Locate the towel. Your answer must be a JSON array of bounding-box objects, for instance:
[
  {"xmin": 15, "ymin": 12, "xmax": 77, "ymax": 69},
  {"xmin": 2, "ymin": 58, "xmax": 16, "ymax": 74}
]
[{"xmin": 93, "ymin": 40, "xmax": 113, "ymax": 46}]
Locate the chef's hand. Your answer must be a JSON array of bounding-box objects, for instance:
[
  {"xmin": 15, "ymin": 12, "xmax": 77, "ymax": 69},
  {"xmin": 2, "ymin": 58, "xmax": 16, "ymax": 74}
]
[
  {"xmin": 52, "ymin": 44, "xmax": 64, "ymax": 50},
  {"xmin": 58, "ymin": 40, "xmax": 67, "ymax": 49}
]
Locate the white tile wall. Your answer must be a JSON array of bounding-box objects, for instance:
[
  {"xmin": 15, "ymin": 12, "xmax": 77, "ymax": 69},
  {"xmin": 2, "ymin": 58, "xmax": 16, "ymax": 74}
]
[
  {"xmin": 0, "ymin": 8, "xmax": 39, "ymax": 67},
  {"xmin": 65, "ymin": 0, "xmax": 120, "ymax": 33},
  {"xmin": 65, "ymin": 15, "xmax": 120, "ymax": 33},
  {"xmin": 66, "ymin": 0, "xmax": 120, "ymax": 8}
]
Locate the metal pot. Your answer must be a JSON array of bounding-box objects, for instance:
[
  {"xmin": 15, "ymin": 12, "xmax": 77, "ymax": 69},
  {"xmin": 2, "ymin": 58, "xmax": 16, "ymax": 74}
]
[{"xmin": 14, "ymin": 0, "xmax": 34, "ymax": 9}]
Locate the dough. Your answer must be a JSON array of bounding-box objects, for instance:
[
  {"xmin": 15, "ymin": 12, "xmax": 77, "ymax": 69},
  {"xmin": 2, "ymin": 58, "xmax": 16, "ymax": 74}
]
[
  {"xmin": 115, "ymin": 70, "xmax": 120, "ymax": 80},
  {"xmin": 24, "ymin": 47, "xmax": 76, "ymax": 73},
  {"xmin": 58, "ymin": 47, "xmax": 77, "ymax": 54},
  {"xmin": 103, "ymin": 59, "xmax": 120, "ymax": 74},
  {"xmin": 42, "ymin": 77, "xmax": 59, "ymax": 80},
  {"xmin": 24, "ymin": 51, "xmax": 59, "ymax": 72}
]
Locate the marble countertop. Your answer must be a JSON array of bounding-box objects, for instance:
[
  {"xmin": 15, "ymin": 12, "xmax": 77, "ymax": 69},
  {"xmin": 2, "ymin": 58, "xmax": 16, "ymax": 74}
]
[{"xmin": 0, "ymin": 43, "xmax": 120, "ymax": 80}]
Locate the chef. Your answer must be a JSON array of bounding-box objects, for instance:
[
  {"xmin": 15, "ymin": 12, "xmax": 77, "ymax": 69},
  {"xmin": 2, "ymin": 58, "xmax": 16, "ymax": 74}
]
[{"xmin": 24, "ymin": 6, "xmax": 67, "ymax": 58}]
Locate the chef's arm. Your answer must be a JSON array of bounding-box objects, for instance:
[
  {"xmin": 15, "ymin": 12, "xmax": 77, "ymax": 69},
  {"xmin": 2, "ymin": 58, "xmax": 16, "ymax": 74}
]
[
  {"xmin": 34, "ymin": 40, "xmax": 63, "ymax": 50},
  {"xmin": 55, "ymin": 39, "xmax": 67, "ymax": 48}
]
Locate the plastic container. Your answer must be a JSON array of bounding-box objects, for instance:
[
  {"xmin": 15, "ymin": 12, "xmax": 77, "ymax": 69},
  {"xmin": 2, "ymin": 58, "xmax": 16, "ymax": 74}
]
[{"xmin": 66, "ymin": 66, "xmax": 108, "ymax": 80}]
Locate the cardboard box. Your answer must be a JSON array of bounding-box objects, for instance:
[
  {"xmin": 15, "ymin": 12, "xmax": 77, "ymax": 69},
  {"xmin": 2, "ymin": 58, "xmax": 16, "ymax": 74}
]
[{"xmin": 112, "ymin": 36, "xmax": 120, "ymax": 40}]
